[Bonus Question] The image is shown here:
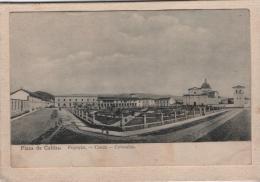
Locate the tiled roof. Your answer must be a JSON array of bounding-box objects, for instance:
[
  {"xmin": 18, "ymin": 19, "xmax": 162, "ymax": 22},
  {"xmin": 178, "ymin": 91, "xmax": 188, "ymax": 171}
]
[
  {"xmin": 188, "ymin": 87, "xmax": 200, "ymax": 90},
  {"xmin": 55, "ymin": 94, "xmax": 98, "ymax": 97},
  {"xmin": 183, "ymin": 93, "xmax": 208, "ymax": 96},
  {"xmin": 11, "ymin": 89, "xmax": 43, "ymax": 100},
  {"xmin": 232, "ymin": 85, "xmax": 245, "ymax": 88}
]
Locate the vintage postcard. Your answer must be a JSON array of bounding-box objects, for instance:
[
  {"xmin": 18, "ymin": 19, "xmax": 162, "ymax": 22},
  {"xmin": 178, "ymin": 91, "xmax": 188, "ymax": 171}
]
[
  {"xmin": 10, "ymin": 9, "xmax": 251, "ymax": 145},
  {"xmin": 8, "ymin": 9, "xmax": 253, "ymax": 166},
  {"xmin": 1, "ymin": 1, "xmax": 260, "ymax": 181}
]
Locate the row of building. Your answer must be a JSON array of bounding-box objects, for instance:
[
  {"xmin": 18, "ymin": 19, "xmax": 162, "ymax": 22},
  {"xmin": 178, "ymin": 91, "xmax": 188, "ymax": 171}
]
[
  {"xmin": 10, "ymin": 89, "xmax": 54, "ymax": 118},
  {"xmin": 54, "ymin": 93, "xmax": 177, "ymax": 109},
  {"xmin": 10, "ymin": 79, "xmax": 249, "ymax": 118},
  {"xmin": 54, "ymin": 79, "xmax": 249, "ymax": 109}
]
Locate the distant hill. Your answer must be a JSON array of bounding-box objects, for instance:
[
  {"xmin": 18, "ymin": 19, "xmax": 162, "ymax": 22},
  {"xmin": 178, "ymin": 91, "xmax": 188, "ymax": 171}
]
[{"xmin": 34, "ymin": 91, "xmax": 55, "ymax": 101}]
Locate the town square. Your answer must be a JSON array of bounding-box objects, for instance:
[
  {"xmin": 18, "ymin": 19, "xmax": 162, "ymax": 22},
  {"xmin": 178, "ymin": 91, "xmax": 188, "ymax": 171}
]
[{"xmin": 10, "ymin": 10, "xmax": 251, "ymax": 144}]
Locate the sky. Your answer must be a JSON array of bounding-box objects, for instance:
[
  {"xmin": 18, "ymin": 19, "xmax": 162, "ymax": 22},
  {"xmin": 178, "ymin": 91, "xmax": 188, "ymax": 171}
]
[{"xmin": 10, "ymin": 10, "xmax": 250, "ymax": 97}]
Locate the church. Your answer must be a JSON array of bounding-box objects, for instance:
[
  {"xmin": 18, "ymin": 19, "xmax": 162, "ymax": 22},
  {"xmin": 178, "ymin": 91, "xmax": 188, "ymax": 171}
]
[{"xmin": 183, "ymin": 79, "xmax": 220, "ymax": 106}]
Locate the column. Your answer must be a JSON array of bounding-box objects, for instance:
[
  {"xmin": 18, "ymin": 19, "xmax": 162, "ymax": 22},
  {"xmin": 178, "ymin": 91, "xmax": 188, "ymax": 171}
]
[
  {"xmin": 161, "ymin": 113, "xmax": 164, "ymax": 125},
  {"xmin": 199, "ymin": 107, "xmax": 202, "ymax": 116},
  {"xmin": 85, "ymin": 111, "xmax": 88, "ymax": 121},
  {"xmin": 121, "ymin": 114, "xmax": 124, "ymax": 129},
  {"xmin": 174, "ymin": 111, "xmax": 177, "ymax": 121},
  {"xmin": 121, "ymin": 118, "xmax": 125, "ymax": 131},
  {"xmin": 83, "ymin": 110, "xmax": 86, "ymax": 119},
  {"xmin": 92, "ymin": 113, "xmax": 95, "ymax": 124},
  {"xmin": 120, "ymin": 119, "xmax": 123, "ymax": 128},
  {"xmin": 193, "ymin": 109, "xmax": 196, "ymax": 117},
  {"xmin": 122, "ymin": 114, "xmax": 124, "ymax": 125},
  {"xmin": 144, "ymin": 114, "xmax": 147, "ymax": 128}
]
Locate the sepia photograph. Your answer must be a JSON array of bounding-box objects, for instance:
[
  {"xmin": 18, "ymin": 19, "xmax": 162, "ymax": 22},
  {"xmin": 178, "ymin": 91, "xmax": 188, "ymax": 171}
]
[{"xmin": 10, "ymin": 9, "xmax": 251, "ymax": 145}]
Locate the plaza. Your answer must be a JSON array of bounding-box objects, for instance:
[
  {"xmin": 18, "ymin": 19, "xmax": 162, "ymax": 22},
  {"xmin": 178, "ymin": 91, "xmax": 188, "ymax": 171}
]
[{"xmin": 10, "ymin": 79, "xmax": 251, "ymax": 144}]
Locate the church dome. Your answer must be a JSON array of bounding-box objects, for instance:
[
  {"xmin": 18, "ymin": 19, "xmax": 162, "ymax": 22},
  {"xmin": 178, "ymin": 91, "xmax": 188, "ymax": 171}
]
[{"xmin": 201, "ymin": 78, "xmax": 211, "ymax": 89}]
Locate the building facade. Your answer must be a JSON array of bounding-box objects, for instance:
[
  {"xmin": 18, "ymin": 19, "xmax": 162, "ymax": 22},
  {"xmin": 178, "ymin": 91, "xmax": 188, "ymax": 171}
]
[
  {"xmin": 232, "ymin": 85, "xmax": 246, "ymax": 107},
  {"xmin": 10, "ymin": 99, "xmax": 29, "ymax": 118},
  {"xmin": 54, "ymin": 94, "xmax": 98, "ymax": 108},
  {"xmin": 55, "ymin": 93, "xmax": 176, "ymax": 109},
  {"xmin": 10, "ymin": 89, "xmax": 52, "ymax": 118},
  {"xmin": 155, "ymin": 97, "xmax": 176, "ymax": 107},
  {"xmin": 183, "ymin": 79, "xmax": 220, "ymax": 106},
  {"xmin": 97, "ymin": 96, "xmax": 138, "ymax": 109}
]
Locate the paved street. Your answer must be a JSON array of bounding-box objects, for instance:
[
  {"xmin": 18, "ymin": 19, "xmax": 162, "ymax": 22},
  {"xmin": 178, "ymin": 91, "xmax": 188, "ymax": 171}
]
[{"xmin": 11, "ymin": 108, "xmax": 58, "ymax": 144}]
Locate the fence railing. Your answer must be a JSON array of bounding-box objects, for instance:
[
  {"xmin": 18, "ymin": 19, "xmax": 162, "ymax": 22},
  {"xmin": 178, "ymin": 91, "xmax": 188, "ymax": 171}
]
[{"xmin": 68, "ymin": 106, "xmax": 225, "ymax": 132}]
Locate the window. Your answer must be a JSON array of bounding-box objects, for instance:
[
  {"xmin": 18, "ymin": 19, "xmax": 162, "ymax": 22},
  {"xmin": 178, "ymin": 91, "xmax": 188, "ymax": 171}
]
[
  {"xmin": 64, "ymin": 99, "xmax": 66, "ymax": 101},
  {"xmin": 69, "ymin": 99, "xmax": 71, "ymax": 101},
  {"xmin": 82, "ymin": 99, "xmax": 83, "ymax": 101}
]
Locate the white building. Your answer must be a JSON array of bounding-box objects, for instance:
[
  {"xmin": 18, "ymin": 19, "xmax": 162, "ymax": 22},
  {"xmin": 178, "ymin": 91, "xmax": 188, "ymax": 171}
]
[
  {"xmin": 55, "ymin": 94, "xmax": 98, "ymax": 108},
  {"xmin": 183, "ymin": 79, "xmax": 220, "ymax": 106},
  {"xmin": 55, "ymin": 93, "xmax": 175, "ymax": 109},
  {"xmin": 10, "ymin": 89, "xmax": 52, "ymax": 117},
  {"xmin": 232, "ymin": 85, "xmax": 246, "ymax": 107},
  {"xmin": 155, "ymin": 97, "xmax": 176, "ymax": 107},
  {"xmin": 97, "ymin": 96, "xmax": 138, "ymax": 109}
]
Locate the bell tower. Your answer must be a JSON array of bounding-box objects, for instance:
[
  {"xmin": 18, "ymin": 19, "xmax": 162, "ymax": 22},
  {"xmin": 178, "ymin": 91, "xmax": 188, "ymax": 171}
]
[{"xmin": 232, "ymin": 85, "xmax": 245, "ymax": 107}]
